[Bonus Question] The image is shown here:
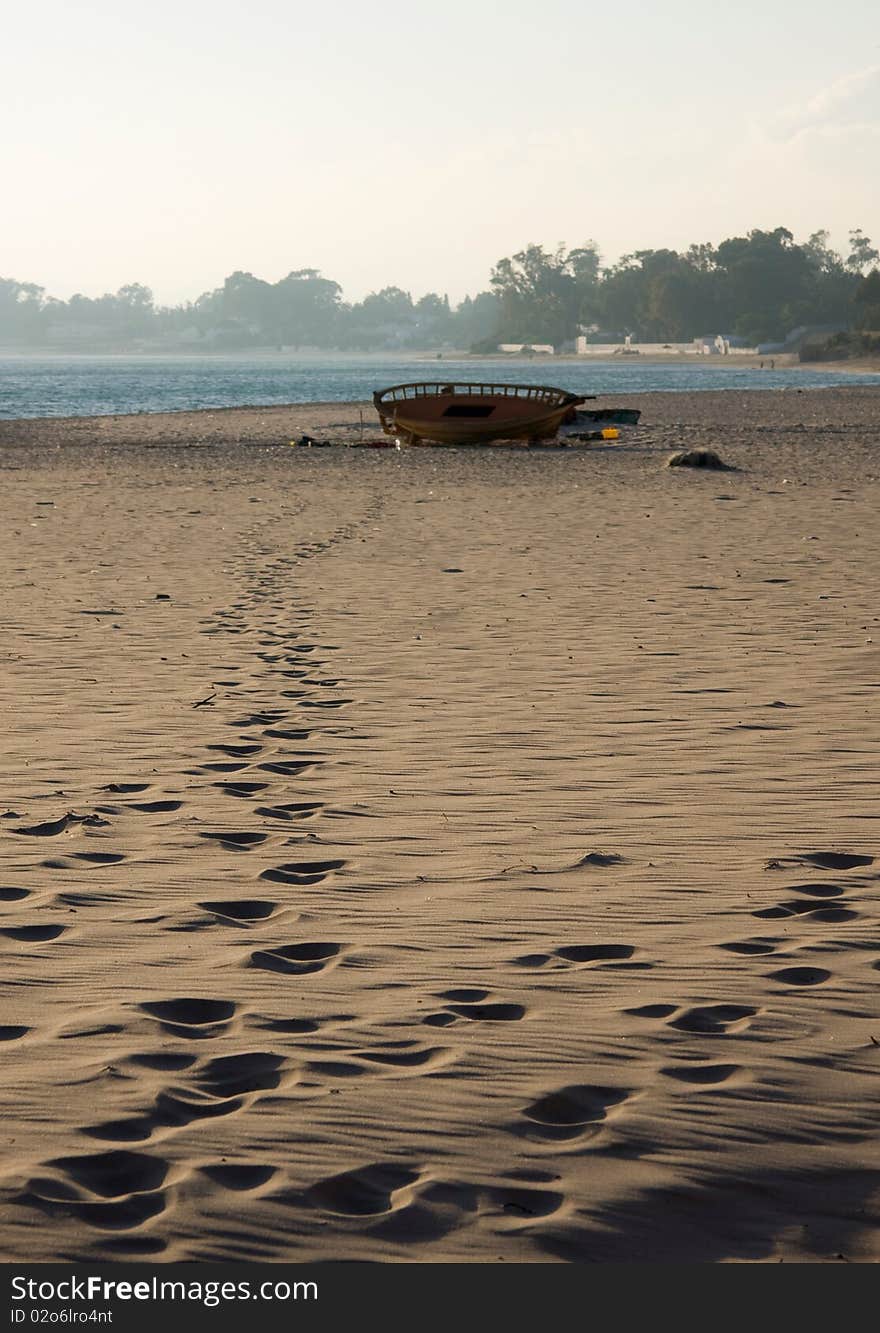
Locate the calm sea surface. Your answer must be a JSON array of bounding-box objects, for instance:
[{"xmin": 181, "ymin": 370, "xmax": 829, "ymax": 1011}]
[{"xmin": 2, "ymin": 353, "xmax": 879, "ymax": 420}]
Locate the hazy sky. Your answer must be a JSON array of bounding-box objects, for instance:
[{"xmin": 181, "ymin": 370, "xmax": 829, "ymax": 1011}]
[{"xmin": 4, "ymin": 0, "xmax": 878, "ymax": 305}]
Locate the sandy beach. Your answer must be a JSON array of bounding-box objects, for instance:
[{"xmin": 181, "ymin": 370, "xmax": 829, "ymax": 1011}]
[{"xmin": 0, "ymin": 387, "xmax": 878, "ymax": 1263}]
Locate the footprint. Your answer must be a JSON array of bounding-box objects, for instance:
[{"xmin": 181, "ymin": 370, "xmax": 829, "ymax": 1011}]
[
  {"xmin": 139, "ymin": 998, "xmax": 236, "ymax": 1038},
  {"xmin": 198, "ymin": 899, "xmax": 278, "ymax": 925},
  {"xmin": 753, "ymin": 898, "xmax": 857, "ymax": 922},
  {"xmin": 257, "ymin": 761, "xmax": 314, "ymax": 777},
  {"xmin": 786, "ymin": 883, "xmax": 846, "ymax": 898},
  {"xmin": 198, "ymin": 831, "xmax": 268, "ymax": 851},
  {"xmin": 717, "ymin": 938, "xmax": 781, "ymax": 955},
  {"xmin": 555, "ymin": 944, "xmax": 636, "ymax": 964},
  {"xmin": 450, "ymin": 1004, "xmax": 525, "ymax": 1021},
  {"xmin": 625, "ymin": 1003, "xmax": 678, "ymax": 1019},
  {"xmin": 194, "ymin": 1052, "xmax": 285, "ymax": 1098},
  {"xmin": 768, "ymin": 966, "xmax": 831, "ymax": 987},
  {"xmin": 199, "ymin": 1164, "xmax": 277, "ymax": 1191},
  {"xmin": 230, "ymin": 712, "xmax": 288, "ymax": 728},
  {"xmin": 253, "ymin": 1017, "xmax": 323, "ymax": 1035},
  {"xmin": 27, "ymin": 1150, "xmax": 169, "ymax": 1230},
  {"xmin": 669, "ymin": 1004, "xmax": 756, "ymax": 1035},
  {"xmin": 250, "ymin": 942, "xmax": 342, "ymax": 976},
  {"xmin": 800, "ymin": 851, "xmax": 873, "ymax": 870},
  {"xmin": 307, "ymin": 1163, "xmax": 420, "ymax": 1217},
  {"xmin": 259, "ymin": 860, "xmax": 345, "ymax": 886},
  {"xmin": 521, "ymin": 1085, "xmax": 630, "ymax": 1142},
  {"xmin": 42, "ymin": 853, "xmax": 124, "ymax": 871},
  {"xmin": 254, "ymin": 802, "xmax": 323, "ymax": 822},
  {"xmin": 126, "ymin": 800, "xmax": 183, "ymax": 814},
  {"xmin": 50, "ymin": 1150, "xmax": 168, "ymax": 1196},
  {"xmin": 229, "ymin": 711, "xmax": 288, "ymax": 727},
  {"xmin": 215, "ymin": 782, "xmax": 270, "ymax": 798},
  {"xmin": 358, "ymin": 1045, "xmax": 451, "ymax": 1071},
  {"xmin": 83, "ymin": 1116, "xmax": 165, "ymax": 1144},
  {"xmin": 512, "ymin": 945, "xmax": 637, "ymax": 968},
  {"xmin": 767, "ymin": 851, "xmax": 873, "ymax": 871},
  {"xmin": 127, "ymin": 1053, "xmax": 197, "ymax": 1072},
  {"xmin": 0, "ymin": 887, "xmax": 30, "ymax": 902},
  {"xmin": 0, "ymin": 924, "xmax": 67, "ymax": 942},
  {"xmin": 425, "ymin": 992, "xmax": 525, "ymax": 1026},
  {"xmin": 660, "ymin": 1063, "xmax": 740, "ymax": 1084},
  {"xmin": 206, "ymin": 744, "xmax": 263, "ymax": 758}
]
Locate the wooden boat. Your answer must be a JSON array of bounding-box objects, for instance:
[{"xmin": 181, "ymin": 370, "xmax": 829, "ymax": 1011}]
[{"xmin": 373, "ymin": 381, "xmax": 589, "ymax": 446}]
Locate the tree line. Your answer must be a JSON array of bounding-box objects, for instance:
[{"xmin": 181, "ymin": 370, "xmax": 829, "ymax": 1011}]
[{"xmin": 1, "ymin": 226, "xmax": 878, "ymax": 354}]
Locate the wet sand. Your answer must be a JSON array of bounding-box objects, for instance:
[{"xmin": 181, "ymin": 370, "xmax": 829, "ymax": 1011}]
[{"xmin": 1, "ymin": 387, "xmax": 878, "ymax": 1263}]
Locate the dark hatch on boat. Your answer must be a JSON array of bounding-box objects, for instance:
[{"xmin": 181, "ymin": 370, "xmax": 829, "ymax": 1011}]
[{"xmin": 442, "ymin": 404, "xmax": 497, "ymax": 418}]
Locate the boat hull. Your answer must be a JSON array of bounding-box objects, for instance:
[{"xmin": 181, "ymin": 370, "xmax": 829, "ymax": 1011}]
[{"xmin": 374, "ymin": 382, "xmax": 587, "ymax": 446}]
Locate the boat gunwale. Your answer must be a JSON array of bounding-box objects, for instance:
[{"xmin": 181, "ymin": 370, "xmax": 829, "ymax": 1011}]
[{"xmin": 373, "ymin": 381, "xmax": 586, "ymax": 409}]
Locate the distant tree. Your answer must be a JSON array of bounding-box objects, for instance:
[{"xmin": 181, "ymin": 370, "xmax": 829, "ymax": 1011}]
[
  {"xmin": 804, "ymin": 230, "xmax": 840, "ymax": 274},
  {"xmin": 567, "ymin": 241, "xmax": 602, "ymax": 328},
  {"xmin": 220, "ymin": 271, "xmax": 274, "ymax": 328},
  {"xmin": 413, "ymin": 292, "xmax": 452, "ymax": 345},
  {"xmin": 714, "ymin": 227, "xmax": 815, "ymax": 342},
  {"xmin": 846, "ymin": 229, "xmax": 879, "ymax": 275},
  {"xmin": 853, "ymin": 269, "xmax": 880, "ymax": 330},
  {"xmin": 113, "ymin": 284, "xmax": 155, "ymax": 337},
  {"xmin": 597, "ymin": 248, "xmax": 722, "ymax": 341},
  {"xmin": 342, "ymin": 287, "xmax": 416, "ymax": 349},
  {"xmin": 568, "ymin": 242, "xmax": 601, "ymax": 286},
  {"xmin": 272, "ymin": 269, "xmax": 342, "ymax": 346},
  {"xmin": 490, "ymin": 243, "xmax": 580, "ymax": 346},
  {"xmin": 361, "ymin": 287, "xmax": 414, "ymax": 320},
  {"xmin": 415, "ymin": 292, "xmax": 448, "ymax": 318},
  {"xmin": 685, "ymin": 242, "xmax": 718, "ymax": 273},
  {"xmin": 799, "ymin": 230, "xmax": 857, "ymax": 324},
  {"xmin": 453, "ymin": 291, "xmax": 499, "ymax": 349},
  {"xmin": 116, "ymin": 283, "xmax": 154, "ymax": 308},
  {"xmin": 0, "ymin": 278, "xmax": 46, "ymax": 344},
  {"xmin": 596, "ymin": 252, "xmax": 645, "ymax": 334}
]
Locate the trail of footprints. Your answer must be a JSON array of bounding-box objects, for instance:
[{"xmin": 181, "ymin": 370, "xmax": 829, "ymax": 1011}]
[{"xmin": 7, "ymin": 494, "xmax": 440, "ymax": 1239}]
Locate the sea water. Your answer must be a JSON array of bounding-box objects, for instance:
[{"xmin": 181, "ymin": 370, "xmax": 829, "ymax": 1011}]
[{"xmin": 1, "ymin": 353, "xmax": 879, "ymax": 420}]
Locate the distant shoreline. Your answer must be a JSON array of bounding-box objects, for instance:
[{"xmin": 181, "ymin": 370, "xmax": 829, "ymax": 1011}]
[
  {"xmin": 460, "ymin": 351, "xmax": 880, "ymax": 374},
  {"xmin": 2, "ymin": 347, "xmax": 877, "ymax": 376}
]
